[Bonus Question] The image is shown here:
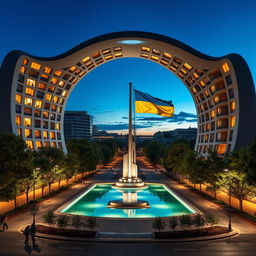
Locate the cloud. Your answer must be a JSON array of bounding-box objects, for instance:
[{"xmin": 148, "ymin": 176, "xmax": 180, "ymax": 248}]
[
  {"xmin": 122, "ymin": 116, "xmax": 128, "ymax": 119},
  {"xmin": 96, "ymin": 123, "xmax": 151, "ymax": 131}
]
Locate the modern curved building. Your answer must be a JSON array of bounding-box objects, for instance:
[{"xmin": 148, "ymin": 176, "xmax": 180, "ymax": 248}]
[{"xmin": 0, "ymin": 31, "xmax": 255, "ymax": 154}]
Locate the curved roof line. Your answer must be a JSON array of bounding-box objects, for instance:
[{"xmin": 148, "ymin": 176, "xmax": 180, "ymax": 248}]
[{"xmin": 3, "ymin": 31, "xmax": 242, "ymax": 63}]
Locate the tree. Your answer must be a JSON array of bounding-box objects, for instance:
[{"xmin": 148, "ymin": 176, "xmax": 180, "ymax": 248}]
[
  {"xmin": 205, "ymin": 214, "xmax": 219, "ymax": 227},
  {"xmin": 57, "ymin": 215, "xmax": 69, "ymax": 228},
  {"xmin": 169, "ymin": 217, "xmax": 178, "ymax": 231},
  {"xmin": 72, "ymin": 215, "xmax": 83, "ymax": 229},
  {"xmin": 143, "ymin": 141, "xmax": 166, "ymax": 165},
  {"xmin": 193, "ymin": 214, "xmax": 206, "ymax": 229},
  {"xmin": 43, "ymin": 210, "xmax": 56, "ymax": 226},
  {"xmin": 152, "ymin": 217, "xmax": 166, "ymax": 232},
  {"xmin": 85, "ymin": 217, "xmax": 98, "ymax": 231},
  {"xmin": 179, "ymin": 215, "xmax": 192, "ymax": 230}
]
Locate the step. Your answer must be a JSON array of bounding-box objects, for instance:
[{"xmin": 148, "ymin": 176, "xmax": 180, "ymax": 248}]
[{"xmin": 97, "ymin": 232, "xmax": 153, "ymax": 238}]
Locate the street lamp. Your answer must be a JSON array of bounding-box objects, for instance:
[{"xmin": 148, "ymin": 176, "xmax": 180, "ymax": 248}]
[
  {"xmin": 224, "ymin": 168, "xmax": 232, "ymax": 231},
  {"xmin": 30, "ymin": 204, "xmax": 39, "ymax": 224}
]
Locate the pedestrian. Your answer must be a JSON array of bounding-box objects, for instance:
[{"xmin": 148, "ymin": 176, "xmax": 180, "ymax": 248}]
[
  {"xmin": 24, "ymin": 225, "xmax": 30, "ymax": 244},
  {"xmin": 30, "ymin": 223, "xmax": 36, "ymax": 244},
  {"xmin": 2, "ymin": 215, "xmax": 8, "ymax": 231}
]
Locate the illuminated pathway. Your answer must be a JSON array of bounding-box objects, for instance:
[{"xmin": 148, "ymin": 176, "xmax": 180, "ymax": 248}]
[{"xmin": 1, "ymin": 157, "xmax": 256, "ymax": 256}]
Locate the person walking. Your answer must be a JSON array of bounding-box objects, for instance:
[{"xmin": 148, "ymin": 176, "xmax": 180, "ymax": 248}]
[
  {"xmin": 30, "ymin": 223, "xmax": 36, "ymax": 245},
  {"xmin": 2, "ymin": 215, "xmax": 8, "ymax": 231},
  {"xmin": 24, "ymin": 226, "xmax": 30, "ymax": 244}
]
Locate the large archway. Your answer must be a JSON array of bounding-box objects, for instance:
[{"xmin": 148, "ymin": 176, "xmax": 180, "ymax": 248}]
[{"xmin": 0, "ymin": 31, "xmax": 255, "ymax": 154}]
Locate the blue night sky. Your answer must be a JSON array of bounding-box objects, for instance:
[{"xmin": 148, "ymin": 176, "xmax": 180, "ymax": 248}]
[{"xmin": 0, "ymin": 0, "xmax": 255, "ymax": 134}]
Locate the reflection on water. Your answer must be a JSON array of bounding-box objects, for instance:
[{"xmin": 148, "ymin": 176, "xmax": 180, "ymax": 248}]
[{"xmin": 62, "ymin": 184, "xmax": 195, "ymax": 218}]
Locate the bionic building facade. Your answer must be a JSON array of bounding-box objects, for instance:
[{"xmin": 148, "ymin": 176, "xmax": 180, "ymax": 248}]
[{"xmin": 0, "ymin": 31, "xmax": 255, "ymax": 154}]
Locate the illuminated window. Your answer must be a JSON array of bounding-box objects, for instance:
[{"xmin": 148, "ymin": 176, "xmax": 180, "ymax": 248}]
[
  {"xmin": 62, "ymin": 90, "xmax": 67, "ymax": 97},
  {"xmin": 141, "ymin": 47, "xmax": 150, "ymax": 52},
  {"xmin": 41, "ymin": 74, "xmax": 49, "ymax": 82},
  {"xmin": 92, "ymin": 51, "xmax": 101, "ymax": 59},
  {"xmin": 59, "ymin": 98, "xmax": 64, "ymax": 105},
  {"xmin": 44, "ymin": 141, "xmax": 50, "ymax": 147},
  {"xmin": 113, "ymin": 46, "xmax": 122, "ymax": 52},
  {"xmin": 105, "ymin": 55, "xmax": 113, "ymax": 60},
  {"xmin": 51, "ymin": 142, "xmax": 57, "ymax": 147},
  {"xmin": 70, "ymin": 77, "xmax": 78, "ymax": 84},
  {"xmin": 82, "ymin": 56, "xmax": 90, "ymax": 63},
  {"xmin": 183, "ymin": 63, "xmax": 192, "ymax": 71},
  {"xmin": 31, "ymin": 62, "xmax": 41, "ymax": 70},
  {"xmin": 152, "ymin": 48, "xmax": 161, "ymax": 55},
  {"xmin": 50, "ymin": 132, "xmax": 55, "ymax": 139},
  {"xmin": 51, "ymin": 105, "xmax": 57, "ymax": 111},
  {"xmin": 51, "ymin": 77, "xmax": 58, "ymax": 85},
  {"xmin": 25, "ymin": 88, "xmax": 35, "ymax": 96},
  {"xmin": 214, "ymin": 96, "xmax": 219, "ymax": 104},
  {"xmin": 150, "ymin": 56, "xmax": 159, "ymax": 61},
  {"xmin": 222, "ymin": 62, "xmax": 230, "ymax": 73},
  {"xmin": 210, "ymin": 110, "xmax": 215, "ymax": 118},
  {"xmin": 204, "ymin": 90, "xmax": 209, "ymax": 97},
  {"xmin": 53, "ymin": 96, "xmax": 59, "ymax": 103},
  {"xmin": 56, "ymin": 123, "xmax": 60, "ymax": 130},
  {"xmin": 217, "ymin": 144, "xmax": 226, "ymax": 155},
  {"xmin": 75, "ymin": 69, "xmax": 82, "ymax": 75},
  {"xmin": 58, "ymin": 80, "xmax": 65, "ymax": 87},
  {"xmin": 163, "ymin": 52, "xmax": 172, "ymax": 59},
  {"xmin": 35, "ymin": 141, "xmax": 42, "ymax": 148},
  {"xmin": 180, "ymin": 68, "xmax": 188, "ymax": 75},
  {"xmin": 43, "ymin": 66, "xmax": 52, "ymax": 74},
  {"xmin": 192, "ymin": 72, "xmax": 199, "ymax": 79},
  {"xmin": 141, "ymin": 53, "xmax": 149, "ymax": 58},
  {"xmin": 25, "ymin": 129, "xmax": 32, "ymax": 138},
  {"xmin": 230, "ymin": 101, "xmax": 236, "ymax": 112},
  {"xmin": 114, "ymin": 52, "xmax": 123, "ymax": 57},
  {"xmin": 26, "ymin": 140, "xmax": 34, "ymax": 149},
  {"xmin": 17, "ymin": 128, "xmax": 22, "ymax": 136},
  {"xmin": 26, "ymin": 78, "xmax": 36, "ymax": 87},
  {"xmin": 34, "ymin": 130, "xmax": 41, "ymax": 138},
  {"xmin": 45, "ymin": 94, "xmax": 52, "ymax": 101},
  {"xmin": 199, "ymin": 81, "xmax": 205, "ymax": 87},
  {"xmin": 35, "ymin": 100, "xmax": 42, "ymax": 108},
  {"xmin": 34, "ymin": 109, "xmax": 41, "ymax": 117},
  {"xmin": 24, "ymin": 117, "xmax": 32, "ymax": 126},
  {"xmin": 54, "ymin": 70, "xmax": 62, "ymax": 77},
  {"xmin": 38, "ymin": 82, "xmax": 46, "ymax": 90},
  {"xmin": 43, "ymin": 131, "xmax": 48, "ymax": 139},
  {"xmin": 16, "ymin": 116, "xmax": 21, "ymax": 126},
  {"xmin": 210, "ymin": 85, "xmax": 216, "ymax": 93},
  {"xmin": 16, "ymin": 94, "xmax": 22, "ymax": 103},
  {"xmin": 191, "ymin": 87, "xmax": 197, "ymax": 94},
  {"xmin": 23, "ymin": 58, "xmax": 28, "ymax": 65},
  {"xmin": 43, "ymin": 111, "xmax": 49, "ymax": 119},
  {"xmin": 24, "ymin": 97, "xmax": 33, "ymax": 106},
  {"xmin": 20, "ymin": 66, "xmax": 26, "ymax": 74},
  {"xmin": 102, "ymin": 48, "xmax": 111, "ymax": 54},
  {"xmin": 230, "ymin": 116, "xmax": 236, "ymax": 128}
]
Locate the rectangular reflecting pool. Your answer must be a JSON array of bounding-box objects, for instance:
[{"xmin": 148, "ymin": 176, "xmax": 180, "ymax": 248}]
[{"xmin": 61, "ymin": 183, "xmax": 196, "ymax": 218}]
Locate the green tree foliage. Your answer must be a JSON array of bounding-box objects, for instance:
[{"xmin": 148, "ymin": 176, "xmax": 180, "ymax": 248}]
[
  {"xmin": 205, "ymin": 214, "xmax": 219, "ymax": 227},
  {"xmin": 72, "ymin": 215, "xmax": 83, "ymax": 229},
  {"xmin": 193, "ymin": 214, "xmax": 206, "ymax": 229},
  {"xmin": 85, "ymin": 217, "xmax": 98, "ymax": 231},
  {"xmin": 57, "ymin": 215, "xmax": 69, "ymax": 228},
  {"xmin": 143, "ymin": 141, "xmax": 166, "ymax": 165},
  {"xmin": 169, "ymin": 217, "xmax": 178, "ymax": 231},
  {"xmin": 152, "ymin": 217, "xmax": 166, "ymax": 232},
  {"xmin": 179, "ymin": 214, "xmax": 192, "ymax": 230},
  {"xmin": 43, "ymin": 210, "xmax": 56, "ymax": 226}
]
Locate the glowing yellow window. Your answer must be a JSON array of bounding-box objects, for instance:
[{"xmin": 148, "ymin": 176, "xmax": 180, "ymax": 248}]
[
  {"xmin": 25, "ymin": 140, "xmax": 34, "ymax": 149},
  {"xmin": 62, "ymin": 91, "xmax": 67, "ymax": 97},
  {"xmin": 16, "ymin": 94, "xmax": 22, "ymax": 103},
  {"xmin": 58, "ymin": 81, "xmax": 65, "ymax": 87},
  {"xmin": 45, "ymin": 94, "xmax": 52, "ymax": 101},
  {"xmin": 23, "ymin": 58, "xmax": 28, "ymax": 65},
  {"xmin": 51, "ymin": 142, "xmax": 57, "ymax": 147},
  {"xmin": 192, "ymin": 87, "xmax": 197, "ymax": 94},
  {"xmin": 17, "ymin": 128, "xmax": 22, "ymax": 136},
  {"xmin": 114, "ymin": 52, "xmax": 123, "ymax": 58},
  {"xmin": 217, "ymin": 144, "xmax": 227, "ymax": 155},
  {"xmin": 163, "ymin": 52, "xmax": 172, "ymax": 59},
  {"xmin": 230, "ymin": 101, "xmax": 236, "ymax": 112},
  {"xmin": 184, "ymin": 63, "xmax": 193, "ymax": 71},
  {"xmin": 24, "ymin": 97, "xmax": 33, "ymax": 106},
  {"xmin": 25, "ymin": 88, "xmax": 34, "ymax": 96},
  {"xmin": 56, "ymin": 123, "xmax": 60, "ymax": 130},
  {"xmin": 69, "ymin": 66, "xmax": 77, "ymax": 72},
  {"xmin": 192, "ymin": 72, "xmax": 199, "ymax": 79},
  {"xmin": 16, "ymin": 116, "xmax": 21, "ymax": 126},
  {"xmin": 25, "ymin": 129, "xmax": 32, "ymax": 138},
  {"xmin": 41, "ymin": 74, "xmax": 49, "ymax": 80},
  {"xmin": 51, "ymin": 77, "xmax": 58, "ymax": 85},
  {"xmin": 24, "ymin": 117, "xmax": 32, "ymax": 126},
  {"xmin": 26, "ymin": 78, "xmax": 36, "ymax": 87},
  {"xmin": 20, "ymin": 66, "xmax": 26, "ymax": 74},
  {"xmin": 35, "ymin": 141, "xmax": 42, "ymax": 148},
  {"xmin": 222, "ymin": 62, "xmax": 230, "ymax": 73},
  {"xmin": 59, "ymin": 99, "xmax": 64, "ymax": 105},
  {"xmin": 141, "ymin": 47, "xmax": 150, "ymax": 52},
  {"xmin": 30, "ymin": 62, "xmax": 41, "ymax": 70},
  {"xmin": 54, "ymin": 70, "xmax": 62, "ymax": 77},
  {"xmin": 91, "ymin": 51, "xmax": 101, "ymax": 59},
  {"xmin": 210, "ymin": 110, "xmax": 215, "ymax": 118},
  {"xmin": 79, "ymin": 71, "xmax": 86, "ymax": 77},
  {"xmin": 150, "ymin": 56, "xmax": 159, "ymax": 61},
  {"xmin": 214, "ymin": 96, "xmax": 219, "ymax": 103},
  {"xmin": 35, "ymin": 100, "xmax": 42, "ymax": 108},
  {"xmin": 82, "ymin": 56, "xmax": 90, "ymax": 63},
  {"xmin": 43, "ymin": 66, "xmax": 52, "ymax": 74},
  {"xmin": 105, "ymin": 55, "xmax": 113, "ymax": 60},
  {"xmin": 230, "ymin": 116, "xmax": 236, "ymax": 128},
  {"xmin": 102, "ymin": 48, "xmax": 111, "ymax": 54},
  {"xmin": 53, "ymin": 96, "xmax": 59, "ymax": 103},
  {"xmin": 43, "ymin": 131, "xmax": 48, "ymax": 139},
  {"xmin": 57, "ymin": 106, "xmax": 62, "ymax": 113},
  {"xmin": 38, "ymin": 82, "xmax": 46, "ymax": 90},
  {"xmin": 50, "ymin": 132, "xmax": 55, "ymax": 139},
  {"xmin": 200, "ymin": 81, "xmax": 205, "ymax": 87},
  {"xmin": 34, "ymin": 130, "xmax": 41, "ymax": 138},
  {"xmin": 210, "ymin": 85, "xmax": 216, "ymax": 93},
  {"xmin": 204, "ymin": 90, "xmax": 209, "ymax": 97}
]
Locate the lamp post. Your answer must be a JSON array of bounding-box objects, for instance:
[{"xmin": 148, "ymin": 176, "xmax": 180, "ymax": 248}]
[
  {"xmin": 224, "ymin": 168, "xmax": 232, "ymax": 231},
  {"xmin": 30, "ymin": 204, "xmax": 39, "ymax": 224}
]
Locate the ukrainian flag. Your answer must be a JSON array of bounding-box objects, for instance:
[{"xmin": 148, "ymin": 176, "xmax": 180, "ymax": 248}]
[{"xmin": 134, "ymin": 89, "xmax": 174, "ymax": 117}]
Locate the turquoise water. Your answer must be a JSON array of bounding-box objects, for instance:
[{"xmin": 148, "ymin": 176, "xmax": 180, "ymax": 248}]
[{"xmin": 61, "ymin": 184, "xmax": 195, "ymax": 218}]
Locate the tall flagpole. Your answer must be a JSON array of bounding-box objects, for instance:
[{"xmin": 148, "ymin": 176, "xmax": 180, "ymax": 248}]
[{"xmin": 128, "ymin": 82, "xmax": 133, "ymax": 178}]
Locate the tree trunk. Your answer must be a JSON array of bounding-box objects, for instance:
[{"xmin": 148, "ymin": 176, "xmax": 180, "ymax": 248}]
[
  {"xmin": 200, "ymin": 183, "xmax": 202, "ymax": 191},
  {"xmin": 26, "ymin": 190, "xmax": 29, "ymax": 204},
  {"xmin": 58, "ymin": 180, "xmax": 61, "ymax": 189},
  {"xmin": 48, "ymin": 183, "xmax": 51, "ymax": 194},
  {"xmin": 239, "ymin": 198, "xmax": 243, "ymax": 212},
  {"xmin": 214, "ymin": 191, "xmax": 217, "ymax": 199},
  {"xmin": 42, "ymin": 187, "xmax": 44, "ymax": 197},
  {"xmin": 14, "ymin": 197, "xmax": 17, "ymax": 209},
  {"xmin": 67, "ymin": 179, "xmax": 69, "ymax": 185},
  {"xmin": 193, "ymin": 184, "xmax": 195, "ymax": 189}
]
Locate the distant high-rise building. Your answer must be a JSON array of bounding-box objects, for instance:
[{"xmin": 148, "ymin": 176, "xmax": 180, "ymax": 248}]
[{"xmin": 64, "ymin": 111, "xmax": 93, "ymax": 141}]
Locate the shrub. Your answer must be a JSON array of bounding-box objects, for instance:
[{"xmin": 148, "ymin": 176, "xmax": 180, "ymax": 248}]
[
  {"xmin": 152, "ymin": 217, "xmax": 166, "ymax": 232},
  {"xmin": 72, "ymin": 215, "xmax": 83, "ymax": 229},
  {"xmin": 193, "ymin": 214, "xmax": 206, "ymax": 229},
  {"xmin": 169, "ymin": 217, "xmax": 178, "ymax": 231},
  {"xmin": 43, "ymin": 210, "xmax": 55, "ymax": 226},
  {"xmin": 179, "ymin": 215, "xmax": 192, "ymax": 230},
  {"xmin": 85, "ymin": 217, "xmax": 98, "ymax": 231},
  {"xmin": 205, "ymin": 213, "xmax": 219, "ymax": 227},
  {"xmin": 57, "ymin": 215, "xmax": 69, "ymax": 228}
]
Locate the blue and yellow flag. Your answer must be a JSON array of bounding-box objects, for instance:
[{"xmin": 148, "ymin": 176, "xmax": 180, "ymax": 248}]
[{"xmin": 134, "ymin": 89, "xmax": 174, "ymax": 117}]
